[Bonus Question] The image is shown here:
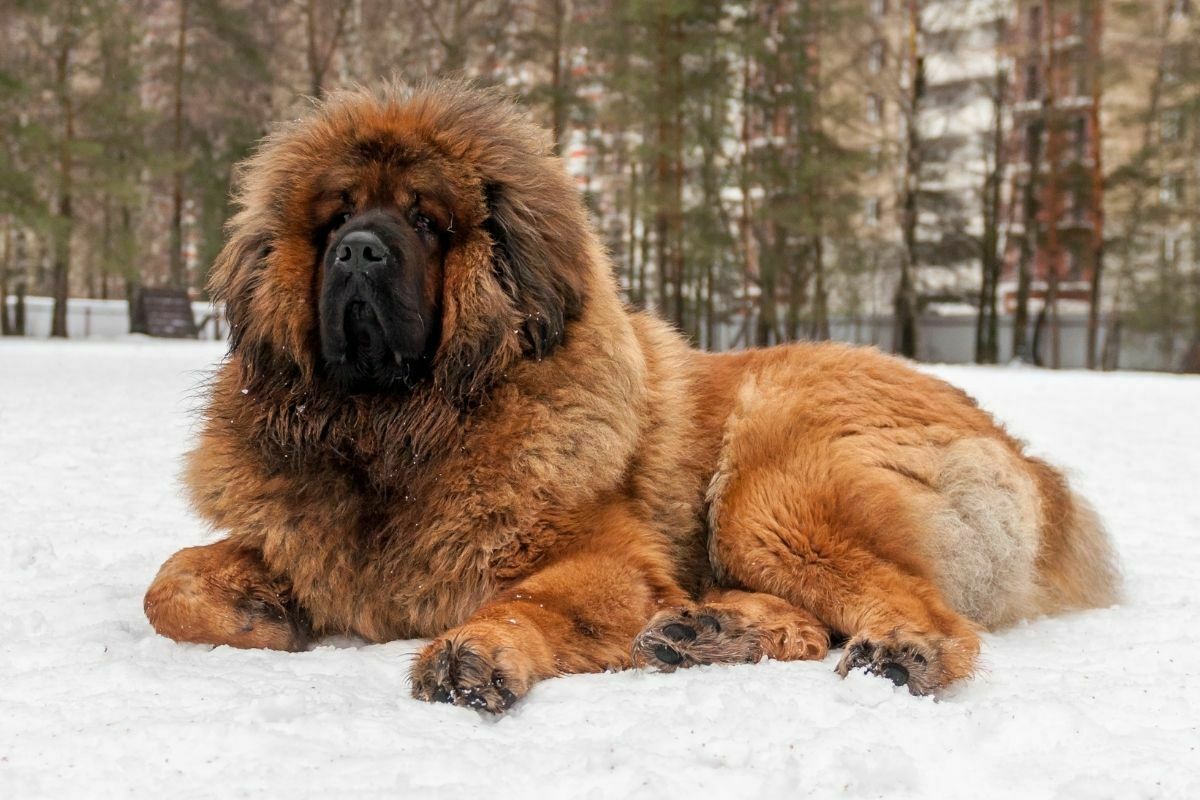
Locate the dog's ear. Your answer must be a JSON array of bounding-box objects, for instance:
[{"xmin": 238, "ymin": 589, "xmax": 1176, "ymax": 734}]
[
  {"xmin": 208, "ymin": 218, "xmax": 272, "ymax": 356},
  {"xmin": 432, "ymin": 234, "xmax": 522, "ymax": 407},
  {"xmin": 434, "ymin": 173, "xmax": 590, "ymax": 407},
  {"xmin": 483, "ymin": 180, "xmax": 588, "ymax": 360}
]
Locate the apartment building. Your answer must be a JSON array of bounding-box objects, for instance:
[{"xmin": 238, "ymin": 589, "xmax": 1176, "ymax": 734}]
[
  {"xmin": 1002, "ymin": 0, "xmax": 1104, "ymax": 315},
  {"xmin": 1102, "ymin": 0, "xmax": 1199, "ymax": 309},
  {"xmin": 915, "ymin": 0, "xmax": 1010, "ymax": 301}
]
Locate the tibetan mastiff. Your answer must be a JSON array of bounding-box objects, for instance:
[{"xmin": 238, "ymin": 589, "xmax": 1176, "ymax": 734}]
[{"xmin": 145, "ymin": 81, "xmax": 1119, "ymax": 710}]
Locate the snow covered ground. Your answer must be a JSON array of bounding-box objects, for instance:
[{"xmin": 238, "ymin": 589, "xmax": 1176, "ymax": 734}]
[{"xmin": 1, "ymin": 338, "xmax": 1198, "ymax": 799}]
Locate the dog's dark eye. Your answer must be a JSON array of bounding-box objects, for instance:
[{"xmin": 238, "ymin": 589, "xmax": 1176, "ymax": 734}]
[{"xmin": 413, "ymin": 213, "xmax": 435, "ymax": 235}]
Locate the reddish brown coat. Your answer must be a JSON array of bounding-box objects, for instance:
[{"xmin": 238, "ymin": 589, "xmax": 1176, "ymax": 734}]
[{"xmin": 145, "ymin": 82, "xmax": 1119, "ymax": 710}]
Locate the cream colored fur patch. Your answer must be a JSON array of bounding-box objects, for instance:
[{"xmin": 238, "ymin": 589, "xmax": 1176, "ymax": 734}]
[{"xmin": 926, "ymin": 438, "xmax": 1042, "ymax": 627}]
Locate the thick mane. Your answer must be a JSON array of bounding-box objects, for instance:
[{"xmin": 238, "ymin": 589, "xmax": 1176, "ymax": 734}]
[
  {"xmin": 206, "ymin": 357, "xmax": 464, "ymax": 492},
  {"xmin": 204, "ymin": 80, "xmax": 600, "ymax": 478}
]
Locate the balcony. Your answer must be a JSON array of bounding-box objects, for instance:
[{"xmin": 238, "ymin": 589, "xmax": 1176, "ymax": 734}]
[{"xmin": 1057, "ymin": 213, "xmax": 1096, "ymax": 233}]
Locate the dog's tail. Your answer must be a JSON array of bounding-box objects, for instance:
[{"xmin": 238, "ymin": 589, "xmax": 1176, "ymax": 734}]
[{"xmin": 1031, "ymin": 459, "xmax": 1122, "ymax": 614}]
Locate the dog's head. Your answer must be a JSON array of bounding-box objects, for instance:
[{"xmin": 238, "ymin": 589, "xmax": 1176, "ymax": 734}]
[{"xmin": 212, "ymin": 81, "xmax": 590, "ymax": 401}]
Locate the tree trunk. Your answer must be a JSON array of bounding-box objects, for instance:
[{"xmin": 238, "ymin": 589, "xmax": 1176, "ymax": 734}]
[
  {"xmin": 306, "ymin": 0, "xmax": 354, "ymax": 98},
  {"xmin": 15, "ymin": 281, "xmax": 27, "ymax": 336},
  {"xmin": 638, "ymin": 206, "xmax": 651, "ymax": 311},
  {"xmin": 669, "ymin": 17, "xmax": 685, "ymax": 334},
  {"xmin": 1013, "ymin": 116, "xmax": 1044, "ymax": 362},
  {"xmin": 307, "ymin": 0, "xmax": 321, "ymax": 96},
  {"xmin": 1032, "ymin": 266, "xmax": 1059, "ymax": 367},
  {"xmin": 654, "ymin": 208, "xmax": 669, "ymax": 316},
  {"xmin": 1100, "ymin": 315, "xmax": 1120, "ymax": 370},
  {"xmin": 976, "ymin": 34, "xmax": 1006, "ymax": 364},
  {"xmin": 548, "ymin": 0, "xmax": 569, "ymax": 155},
  {"xmin": 1103, "ymin": 2, "xmax": 1174, "ymax": 370},
  {"xmin": 51, "ymin": 20, "xmax": 76, "ymax": 339},
  {"xmin": 894, "ymin": 0, "xmax": 923, "ymax": 358},
  {"xmin": 704, "ymin": 249, "xmax": 715, "ymax": 349},
  {"xmin": 651, "ymin": 9, "xmax": 683, "ymax": 324},
  {"xmin": 169, "ymin": 0, "xmax": 189, "ymax": 291},
  {"xmin": 1032, "ymin": 300, "xmax": 1047, "ymax": 366},
  {"xmin": 1084, "ymin": 1, "xmax": 1106, "ymax": 369},
  {"xmin": 975, "ymin": 234, "xmax": 996, "ymax": 362},
  {"xmin": 785, "ymin": 245, "xmax": 807, "ymax": 342},
  {"xmin": 976, "ymin": 155, "xmax": 1001, "ymax": 364},
  {"xmin": 805, "ymin": 4, "xmax": 828, "ymax": 343},
  {"xmin": 1, "ymin": 220, "xmax": 11, "ymax": 336},
  {"xmin": 1180, "ymin": 336, "xmax": 1200, "ymax": 374},
  {"xmin": 756, "ymin": 226, "xmax": 783, "ymax": 347},
  {"xmin": 756, "ymin": 264, "xmax": 776, "ymax": 346},
  {"xmin": 698, "ymin": 88, "xmax": 724, "ymax": 350},
  {"xmin": 1186, "ymin": 46, "xmax": 1200, "ymax": 373},
  {"xmin": 811, "ymin": 235, "xmax": 829, "ymax": 340},
  {"xmin": 894, "ymin": 249, "xmax": 918, "ymax": 357},
  {"xmin": 626, "ymin": 158, "xmax": 640, "ymax": 307},
  {"xmin": 96, "ymin": 197, "xmax": 112, "ymax": 300},
  {"xmin": 1040, "ymin": 0, "xmax": 1064, "ymax": 369},
  {"xmin": 738, "ymin": 50, "xmax": 754, "ymax": 348},
  {"xmin": 1086, "ymin": 238, "xmax": 1104, "ymax": 366}
]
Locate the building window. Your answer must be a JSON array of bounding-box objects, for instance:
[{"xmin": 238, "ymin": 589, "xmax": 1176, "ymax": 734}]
[
  {"xmin": 1165, "ymin": 234, "xmax": 1183, "ymax": 264},
  {"xmin": 869, "ymin": 40, "xmax": 886, "ymax": 74},
  {"xmin": 1024, "ymin": 121, "xmax": 1044, "ymax": 162},
  {"xmin": 1064, "ymin": 185, "xmax": 1087, "ymax": 223},
  {"xmin": 1025, "ymin": 64, "xmax": 1040, "ymax": 100},
  {"xmin": 1071, "ymin": 58, "xmax": 1090, "ymax": 97},
  {"xmin": 1162, "ymin": 109, "xmax": 1184, "ymax": 143},
  {"xmin": 866, "ymin": 94, "xmax": 884, "ymax": 124},
  {"xmin": 1164, "ymin": 46, "xmax": 1183, "ymax": 84},
  {"xmin": 1072, "ymin": 116, "xmax": 1088, "ymax": 158},
  {"xmin": 865, "ymin": 197, "xmax": 881, "ymax": 225},
  {"xmin": 1029, "ymin": 5, "xmax": 1042, "ymax": 43},
  {"xmin": 1066, "ymin": 249, "xmax": 1081, "ymax": 279},
  {"xmin": 867, "ymin": 144, "xmax": 883, "ymax": 176},
  {"xmin": 1076, "ymin": 2, "xmax": 1092, "ymax": 34},
  {"xmin": 1161, "ymin": 174, "xmax": 1185, "ymax": 205}
]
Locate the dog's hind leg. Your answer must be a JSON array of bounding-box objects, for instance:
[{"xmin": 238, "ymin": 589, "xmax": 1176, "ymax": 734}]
[
  {"xmin": 708, "ymin": 468, "xmax": 982, "ymax": 695},
  {"xmin": 633, "ymin": 588, "xmax": 830, "ymax": 671},
  {"xmin": 144, "ymin": 538, "xmax": 309, "ymax": 652}
]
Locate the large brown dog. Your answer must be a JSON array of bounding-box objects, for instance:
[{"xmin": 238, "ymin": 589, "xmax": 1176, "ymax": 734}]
[{"xmin": 145, "ymin": 81, "xmax": 1119, "ymax": 710}]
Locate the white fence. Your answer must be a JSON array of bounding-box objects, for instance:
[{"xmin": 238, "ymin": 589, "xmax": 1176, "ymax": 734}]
[
  {"xmin": 3, "ymin": 295, "xmax": 1193, "ymax": 371},
  {"xmin": 817, "ymin": 314, "xmax": 1192, "ymax": 372},
  {"xmin": 3, "ymin": 296, "xmax": 225, "ymax": 340}
]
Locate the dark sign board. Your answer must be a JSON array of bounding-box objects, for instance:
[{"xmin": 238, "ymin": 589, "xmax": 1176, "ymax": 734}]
[{"xmin": 130, "ymin": 288, "xmax": 198, "ymax": 339}]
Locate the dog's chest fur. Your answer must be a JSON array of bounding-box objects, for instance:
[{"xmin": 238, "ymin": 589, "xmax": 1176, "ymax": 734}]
[
  {"xmin": 260, "ymin": 473, "xmax": 559, "ymax": 640},
  {"xmin": 228, "ymin": 377, "xmax": 643, "ymax": 641},
  {"xmin": 188, "ymin": 309, "xmax": 709, "ymax": 642}
]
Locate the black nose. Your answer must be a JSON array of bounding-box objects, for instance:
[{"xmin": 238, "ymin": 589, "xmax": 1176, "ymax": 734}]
[{"xmin": 333, "ymin": 230, "xmax": 390, "ymax": 271}]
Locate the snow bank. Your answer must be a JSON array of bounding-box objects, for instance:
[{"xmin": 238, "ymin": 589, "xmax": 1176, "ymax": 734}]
[{"xmin": 1, "ymin": 340, "xmax": 1197, "ymax": 798}]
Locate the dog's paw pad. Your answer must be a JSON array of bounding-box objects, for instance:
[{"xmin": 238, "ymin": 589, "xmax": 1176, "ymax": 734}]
[
  {"xmin": 633, "ymin": 607, "xmax": 761, "ymax": 671},
  {"xmin": 836, "ymin": 636, "xmax": 940, "ymax": 695},
  {"xmin": 410, "ymin": 638, "xmax": 526, "ymax": 713}
]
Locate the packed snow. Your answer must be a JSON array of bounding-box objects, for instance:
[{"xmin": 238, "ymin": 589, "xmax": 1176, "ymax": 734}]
[{"xmin": 1, "ymin": 338, "xmax": 1197, "ymax": 798}]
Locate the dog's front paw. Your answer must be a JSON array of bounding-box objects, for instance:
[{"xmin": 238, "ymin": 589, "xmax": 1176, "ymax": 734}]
[{"xmin": 410, "ymin": 633, "xmax": 538, "ymax": 713}]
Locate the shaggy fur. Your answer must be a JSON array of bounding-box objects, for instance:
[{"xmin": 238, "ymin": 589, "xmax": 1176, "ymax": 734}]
[{"xmin": 145, "ymin": 81, "xmax": 1120, "ymax": 711}]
